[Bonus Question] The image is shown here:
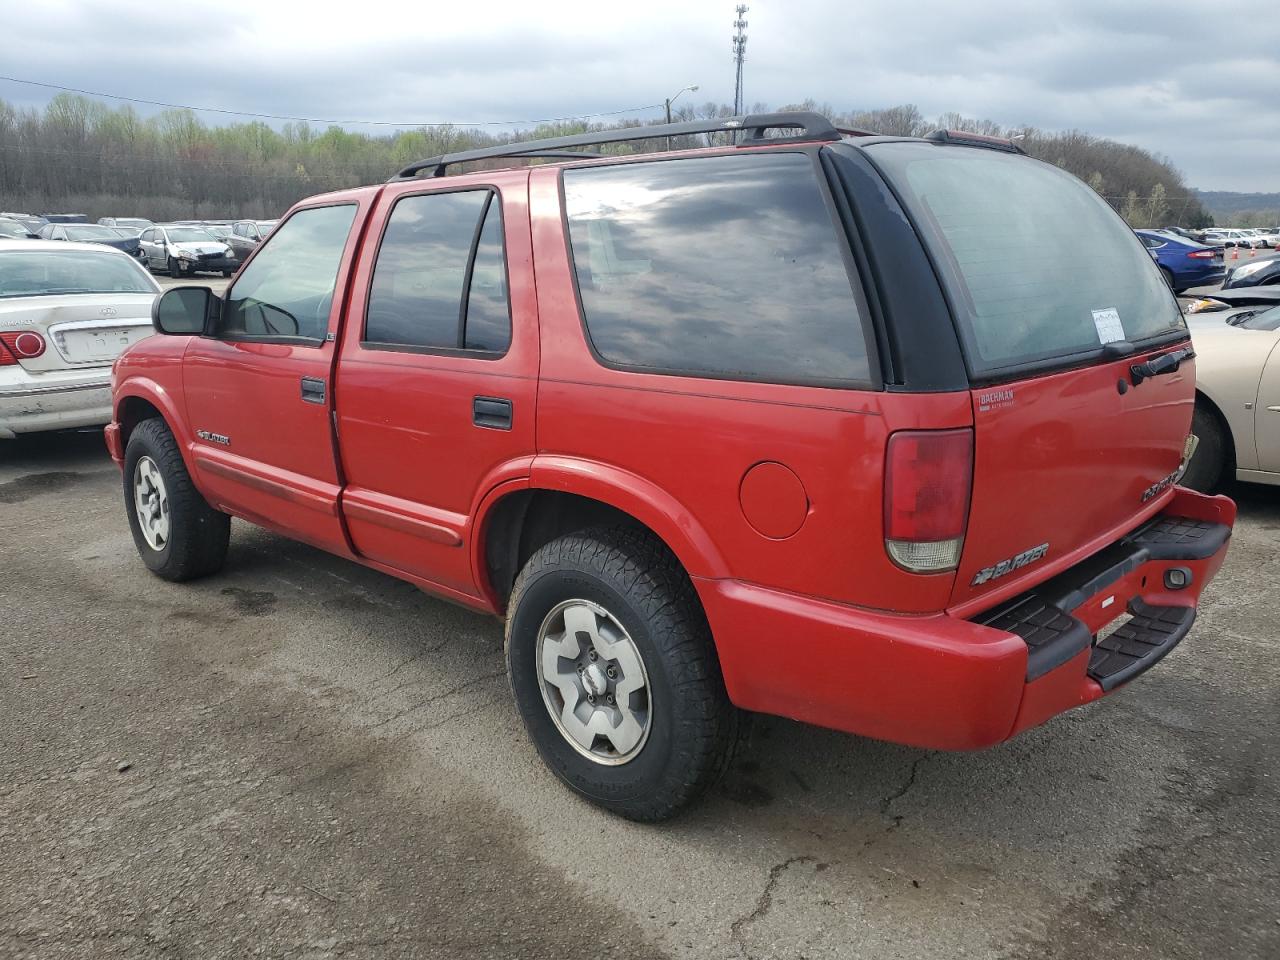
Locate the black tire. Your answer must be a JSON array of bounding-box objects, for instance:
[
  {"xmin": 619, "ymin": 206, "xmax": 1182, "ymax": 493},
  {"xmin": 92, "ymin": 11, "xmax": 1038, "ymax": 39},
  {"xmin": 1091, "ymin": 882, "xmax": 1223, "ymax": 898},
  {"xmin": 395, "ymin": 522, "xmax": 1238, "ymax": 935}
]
[
  {"xmin": 123, "ymin": 417, "xmax": 230, "ymax": 581},
  {"xmin": 1181, "ymin": 403, "xmax": 1228, "ymax": 493},
  {"xmin": 1159, "ymin": 266, "xmax": 1178, "ymax": 293},
  {"xmin": 168, "ymin": 257, "xmax": 183, "ymax": 279},
  {"xmin": 505, "ymin": 526, "xmax": 739, "ymax": 821}
]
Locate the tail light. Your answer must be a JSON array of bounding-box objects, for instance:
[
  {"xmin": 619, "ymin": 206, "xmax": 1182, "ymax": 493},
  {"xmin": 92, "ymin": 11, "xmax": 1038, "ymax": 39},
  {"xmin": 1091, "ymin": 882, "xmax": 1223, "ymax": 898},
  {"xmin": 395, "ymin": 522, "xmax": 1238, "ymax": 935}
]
[
  {"xmin": 1186, "ymin": 250, "xmax": 1216, "ymax": 260},
  {"xmin": 0, "ymin": 331, "xmax": 46, "ymax": 365},
  {"xmin": 884, "ymin": 428, "xmax": 973, "ymax": 573}
]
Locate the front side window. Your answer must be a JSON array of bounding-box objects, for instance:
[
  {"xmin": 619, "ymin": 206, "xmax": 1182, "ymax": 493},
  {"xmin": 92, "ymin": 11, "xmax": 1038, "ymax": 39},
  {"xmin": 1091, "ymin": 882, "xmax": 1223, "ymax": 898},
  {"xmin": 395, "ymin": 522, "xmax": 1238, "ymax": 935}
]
[
  {"xmin": 364, "ymin": 190, "xmax": 511, "ymax": 354},
  {"xmin": 220, "ymin": 204, "xmax": 356, "ymax": 342},
  {"xmin": 562, "ymin": 153, "xmax": 870, "ymax": 385}
]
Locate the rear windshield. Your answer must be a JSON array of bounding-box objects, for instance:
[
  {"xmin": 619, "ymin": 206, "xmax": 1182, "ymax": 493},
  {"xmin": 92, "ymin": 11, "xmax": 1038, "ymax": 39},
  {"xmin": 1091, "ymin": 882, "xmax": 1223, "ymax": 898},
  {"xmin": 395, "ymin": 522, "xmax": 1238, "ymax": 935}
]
[
  {"xmin": 0, "ymin": 250, "xmax": 156, "ymax": 298},
  {"xmin": 868, "ymin": 142, "xmax": 1186, "ymax": 377}
]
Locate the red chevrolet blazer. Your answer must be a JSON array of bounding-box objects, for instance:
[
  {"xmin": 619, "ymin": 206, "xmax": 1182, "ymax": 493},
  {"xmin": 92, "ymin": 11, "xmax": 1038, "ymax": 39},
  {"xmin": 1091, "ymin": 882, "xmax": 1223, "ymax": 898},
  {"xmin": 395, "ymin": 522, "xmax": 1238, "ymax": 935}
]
[{"xmin": 107, "ymin": 113, "xmax": 1234, "ymax": 820}]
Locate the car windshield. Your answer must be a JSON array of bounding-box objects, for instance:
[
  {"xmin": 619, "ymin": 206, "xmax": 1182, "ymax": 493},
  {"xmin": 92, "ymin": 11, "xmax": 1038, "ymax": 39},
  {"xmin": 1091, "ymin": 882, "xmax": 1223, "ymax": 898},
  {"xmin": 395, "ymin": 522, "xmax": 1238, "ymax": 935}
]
[
  {"xmin": 205, "ymin": 225, "xmax": 232, "ymax": 238},
  {"xmin": 0, "ymin": 220, "xmax": 29, "ymax": 237},
  {"xmin": 165, "ymin": 228, "xmax": 215, "ymax": 242},
  {"xmin": 114, "ymin": 219, "xmax": 151, "ymax": 229},
  {"xmin": 0, "ymin": 250, "xmax": 156, "ymax": 298},
  {"xmin": 64, "ymin": 225, "xmax": 120, "ymax": 240},
  {"xmin": 867, "ymin": 141, "xmax": 1186, "ymax": 377},
  {"xmin": 110, "ymin": 227, "xmax": 141, "ymax": 238}
]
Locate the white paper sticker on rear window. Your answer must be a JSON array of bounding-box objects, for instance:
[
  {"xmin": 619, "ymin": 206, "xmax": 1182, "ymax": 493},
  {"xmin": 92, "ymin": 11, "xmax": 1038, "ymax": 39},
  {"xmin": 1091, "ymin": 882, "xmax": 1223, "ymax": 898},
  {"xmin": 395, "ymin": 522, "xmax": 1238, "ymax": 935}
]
[{"xmin": 1091, "ymin": 307, "xmax": 1125, "ymax": 344}]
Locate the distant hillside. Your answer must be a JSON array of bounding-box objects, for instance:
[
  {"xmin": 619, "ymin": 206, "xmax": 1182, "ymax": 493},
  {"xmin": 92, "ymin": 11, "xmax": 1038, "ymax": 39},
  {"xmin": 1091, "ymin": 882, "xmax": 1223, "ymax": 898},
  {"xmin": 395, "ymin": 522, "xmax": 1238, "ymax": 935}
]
[{"xmin": 1195, "ymin": 190, "xmax": 1280, "ymax": 226}]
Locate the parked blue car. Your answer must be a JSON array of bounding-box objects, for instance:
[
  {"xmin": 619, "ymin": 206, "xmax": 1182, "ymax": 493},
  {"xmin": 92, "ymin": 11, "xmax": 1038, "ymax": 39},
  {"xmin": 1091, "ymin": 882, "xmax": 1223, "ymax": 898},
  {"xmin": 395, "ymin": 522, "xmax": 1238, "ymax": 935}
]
[{"xmin": 1136, "ymin": 229, "xmax": 1225, "ymax": 293}]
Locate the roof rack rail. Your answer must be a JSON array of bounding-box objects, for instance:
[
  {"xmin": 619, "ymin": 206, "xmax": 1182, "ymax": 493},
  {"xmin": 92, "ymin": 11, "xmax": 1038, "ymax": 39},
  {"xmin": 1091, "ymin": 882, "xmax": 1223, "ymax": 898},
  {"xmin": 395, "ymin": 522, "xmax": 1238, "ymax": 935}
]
[
  {"xmin": 389, "ymin": 111, "xmax": 842, "ymax": 180},
  {"xmin": 925, "ymin": 129, "xmax": 1026, "ymax": 154}
]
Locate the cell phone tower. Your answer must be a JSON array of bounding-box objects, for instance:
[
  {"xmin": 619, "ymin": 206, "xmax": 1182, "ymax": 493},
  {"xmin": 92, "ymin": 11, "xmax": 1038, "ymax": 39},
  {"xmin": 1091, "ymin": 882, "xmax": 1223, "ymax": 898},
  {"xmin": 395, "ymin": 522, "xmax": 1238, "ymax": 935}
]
[{"xmin": 732, "ymin": 5, "xmax": 748, "ymax": 116}]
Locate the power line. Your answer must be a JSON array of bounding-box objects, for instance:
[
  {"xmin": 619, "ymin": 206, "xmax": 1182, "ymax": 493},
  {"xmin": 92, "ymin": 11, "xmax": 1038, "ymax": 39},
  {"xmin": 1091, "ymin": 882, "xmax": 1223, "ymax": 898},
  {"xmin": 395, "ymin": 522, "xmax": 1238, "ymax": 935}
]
[{"xmin": 0, "ymin": 75, "xmax": 664, "ymax": 128}]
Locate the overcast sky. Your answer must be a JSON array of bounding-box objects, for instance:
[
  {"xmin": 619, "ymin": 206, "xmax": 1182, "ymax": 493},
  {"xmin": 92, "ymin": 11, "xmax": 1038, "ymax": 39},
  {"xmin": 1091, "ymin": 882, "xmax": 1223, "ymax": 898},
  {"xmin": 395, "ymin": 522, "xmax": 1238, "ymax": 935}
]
[{"xmin": 3, "ymin": 0, "xmax": 1277, "ymax": 191}]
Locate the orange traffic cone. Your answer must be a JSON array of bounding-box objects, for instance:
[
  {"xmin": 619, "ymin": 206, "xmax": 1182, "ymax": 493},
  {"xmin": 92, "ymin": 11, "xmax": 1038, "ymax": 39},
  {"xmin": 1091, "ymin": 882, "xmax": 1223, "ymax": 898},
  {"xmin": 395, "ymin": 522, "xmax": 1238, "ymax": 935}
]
[
  {"xmin": 1231, "ymin": 246, "xmax": 1239, "ymax": 260},
  {"xmin": 1250, "ymin": 245, "xmax": 1257, "ymax": 258}
]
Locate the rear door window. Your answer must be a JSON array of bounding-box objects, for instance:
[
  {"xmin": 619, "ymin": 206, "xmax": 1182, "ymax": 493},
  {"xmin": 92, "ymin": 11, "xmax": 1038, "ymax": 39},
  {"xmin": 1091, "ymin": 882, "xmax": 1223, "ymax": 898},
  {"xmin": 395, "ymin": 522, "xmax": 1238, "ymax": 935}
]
[
  {"xmin": 867, "ymin": 142, "xmax": 1186, "ymax": 379},
  {"xmin": 363, "ymin": 190, "xmax": 511, "ymax": 355},
  {"xmin": 562, "ymin": 152, "xmax": 872, "ymax": 386}
]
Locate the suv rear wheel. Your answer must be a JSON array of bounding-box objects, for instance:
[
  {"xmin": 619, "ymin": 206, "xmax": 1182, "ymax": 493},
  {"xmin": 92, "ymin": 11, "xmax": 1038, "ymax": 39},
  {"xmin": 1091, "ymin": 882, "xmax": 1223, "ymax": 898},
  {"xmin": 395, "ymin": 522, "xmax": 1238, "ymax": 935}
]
[
  {"xmin": 1181, "ymin": 403, "xmax": 1228, "ymax": 492},
  {"xmin": 505, "ymin": 526, "xmax": 738, "ymax": 821},
  {"xmin": 124, "ymin": 418, "xmax": 230, "ymax": 581}
]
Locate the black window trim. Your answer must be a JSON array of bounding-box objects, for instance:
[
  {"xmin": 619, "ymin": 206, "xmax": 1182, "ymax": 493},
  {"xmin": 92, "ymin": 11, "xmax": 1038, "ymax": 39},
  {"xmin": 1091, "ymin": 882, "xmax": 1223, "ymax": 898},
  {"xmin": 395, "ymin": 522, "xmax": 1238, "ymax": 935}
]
[
  {"xmin": 557, "ymin": 146, "xmax": 883, "ymax": 392},
  {"xmin": 214, "ymin": 200, "xmax": 359, "ymax": 348},
  {"xmin": 358, "ymin": 183, "xmax": 513, "ymax": 362}
]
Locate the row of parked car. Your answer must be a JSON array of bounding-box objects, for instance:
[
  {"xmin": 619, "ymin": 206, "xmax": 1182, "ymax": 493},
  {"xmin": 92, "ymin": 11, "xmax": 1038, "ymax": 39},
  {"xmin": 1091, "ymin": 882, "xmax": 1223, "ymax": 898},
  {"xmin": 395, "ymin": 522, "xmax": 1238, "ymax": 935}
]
[
  {"xmin": 0, "ymin": 212, "xmax": 277, "ymax": 278},
  {"xmin": 1137, "ymin": 227, "xmax": 1280, "ymax": 294}
]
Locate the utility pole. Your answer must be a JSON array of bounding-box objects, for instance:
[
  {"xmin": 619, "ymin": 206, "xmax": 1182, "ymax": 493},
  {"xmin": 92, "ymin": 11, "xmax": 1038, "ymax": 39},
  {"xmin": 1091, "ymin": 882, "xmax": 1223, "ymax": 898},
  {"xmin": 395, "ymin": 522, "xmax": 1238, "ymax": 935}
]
[
  {"xmin": 664, "ymin": 84, "xmax": 699, "ymax": 151},
  {"xmin": 732, "ymin": 5, "xmax": 749, "ymax": 116}
]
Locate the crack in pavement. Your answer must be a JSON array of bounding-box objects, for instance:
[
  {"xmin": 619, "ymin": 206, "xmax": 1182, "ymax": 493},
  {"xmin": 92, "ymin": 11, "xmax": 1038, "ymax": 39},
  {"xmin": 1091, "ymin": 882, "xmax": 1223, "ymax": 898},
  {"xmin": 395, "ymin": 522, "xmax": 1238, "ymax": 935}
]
[
  {"xmin": 880, "ymin": 751, "xmax": 934, "ymax": 818},
  {"xmin": 729, "ymin": 855, "xmax": 817, "ymax": 960},
  {"xmin": 367, "ymin": 669, "xmax": 507, "ymax": 730}
]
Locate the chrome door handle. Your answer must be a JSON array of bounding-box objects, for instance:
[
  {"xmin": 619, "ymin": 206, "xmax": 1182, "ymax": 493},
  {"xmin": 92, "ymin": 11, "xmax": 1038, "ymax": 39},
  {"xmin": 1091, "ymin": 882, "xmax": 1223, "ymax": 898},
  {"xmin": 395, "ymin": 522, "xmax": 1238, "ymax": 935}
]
[{"xmin": 1267, "ymin": 405, "xmax": 1280, "ymax": 413}]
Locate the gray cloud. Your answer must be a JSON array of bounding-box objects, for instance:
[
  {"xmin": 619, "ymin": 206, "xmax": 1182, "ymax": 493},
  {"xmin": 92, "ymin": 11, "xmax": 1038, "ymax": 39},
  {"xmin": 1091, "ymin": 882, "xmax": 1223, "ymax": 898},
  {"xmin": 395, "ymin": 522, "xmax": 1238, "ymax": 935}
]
[{"xmin": 2, "ymin": 0, "xmax": 1276, "ymax": 190}]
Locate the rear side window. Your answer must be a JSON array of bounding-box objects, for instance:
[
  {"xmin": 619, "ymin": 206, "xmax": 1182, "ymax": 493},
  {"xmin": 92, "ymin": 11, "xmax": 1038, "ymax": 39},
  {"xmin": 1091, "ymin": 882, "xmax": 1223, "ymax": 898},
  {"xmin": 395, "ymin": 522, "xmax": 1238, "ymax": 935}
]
[
  {"xmin": 364, "ymin": 190, "xmax": 511, "ymax": 354},
  {"xmin": 563, "ymin": 153, "xmax": 871, "ymax": 385},
  {"xmin": 220, "ymin": 204, "xmax": 356, "ymax": 342},
  {"xmin": 868, "ymin": 142, "xmax": 1186, "ymax": 377}
]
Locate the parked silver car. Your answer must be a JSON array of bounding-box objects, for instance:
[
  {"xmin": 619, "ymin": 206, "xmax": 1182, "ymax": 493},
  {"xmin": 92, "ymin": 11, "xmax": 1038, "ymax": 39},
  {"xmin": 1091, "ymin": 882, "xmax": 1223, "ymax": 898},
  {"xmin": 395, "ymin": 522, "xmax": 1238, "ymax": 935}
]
[
  {"xmin": 98, "ymin": 217, "xmax": 154, "ymax": 231},
  {"xmin": 0, "ymin": 241, "xmax": 159, "ymax": 438},
  {"xmin": 137, "ymin": 224, "xmax": 236, "ymax": 278}
]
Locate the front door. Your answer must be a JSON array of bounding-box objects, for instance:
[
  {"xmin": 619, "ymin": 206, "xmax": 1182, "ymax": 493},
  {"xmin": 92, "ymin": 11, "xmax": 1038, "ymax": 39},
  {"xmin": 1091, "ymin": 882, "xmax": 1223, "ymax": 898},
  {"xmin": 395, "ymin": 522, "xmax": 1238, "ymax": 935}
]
[
  {"xmin": 182, "ymin": 196, "xmax": 370, "ymax": 555},
  {"xmin": 334, "ymin": 171, "xmax": 538, "ymax": 601}
]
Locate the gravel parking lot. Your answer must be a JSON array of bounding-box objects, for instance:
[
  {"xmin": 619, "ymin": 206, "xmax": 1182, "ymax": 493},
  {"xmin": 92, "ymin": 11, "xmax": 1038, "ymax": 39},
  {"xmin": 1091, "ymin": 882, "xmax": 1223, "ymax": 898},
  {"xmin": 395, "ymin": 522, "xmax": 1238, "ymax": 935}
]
[{"xmin": 2, "ymin": 428, "xmax": 1278, "ymax": 958}]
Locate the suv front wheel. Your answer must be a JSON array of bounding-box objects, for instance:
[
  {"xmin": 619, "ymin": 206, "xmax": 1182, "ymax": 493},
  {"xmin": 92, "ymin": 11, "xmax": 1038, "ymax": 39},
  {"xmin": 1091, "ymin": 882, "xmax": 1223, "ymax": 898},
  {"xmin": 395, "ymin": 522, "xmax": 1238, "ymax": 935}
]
[
  {"xmin": 123, "ymin": 418, "xmax": 230, "ymax": 581},
  {"xmin": 505, "ymin": 526, "xmax": 739, "ymax": 821}
]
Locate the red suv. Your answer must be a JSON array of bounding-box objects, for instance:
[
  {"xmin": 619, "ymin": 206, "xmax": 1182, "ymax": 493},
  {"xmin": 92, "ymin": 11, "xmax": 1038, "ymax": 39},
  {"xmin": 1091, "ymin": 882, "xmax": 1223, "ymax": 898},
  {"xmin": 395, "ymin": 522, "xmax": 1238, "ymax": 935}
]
[{"xmin": 107, "ymin": 113, "xmax": 1234, "ymax": 820}]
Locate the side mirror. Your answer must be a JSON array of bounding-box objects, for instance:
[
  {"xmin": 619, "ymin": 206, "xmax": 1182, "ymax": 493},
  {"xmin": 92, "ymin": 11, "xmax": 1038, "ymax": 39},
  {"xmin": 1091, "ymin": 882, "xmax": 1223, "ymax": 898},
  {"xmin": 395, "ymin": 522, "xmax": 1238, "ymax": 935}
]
[{"xmin": 153, "ymin": 286, "xmax": 219, "ymax": 335}]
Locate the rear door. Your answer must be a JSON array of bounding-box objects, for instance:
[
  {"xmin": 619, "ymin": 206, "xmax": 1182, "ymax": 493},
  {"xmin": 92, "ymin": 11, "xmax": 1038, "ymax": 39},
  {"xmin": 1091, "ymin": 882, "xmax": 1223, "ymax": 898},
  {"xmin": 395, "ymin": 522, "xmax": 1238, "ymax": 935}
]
[
  {"xmin": 864, "ymin": 141, "xmax": 1195, "ymax": 609},
  {"xmin": 181, "ymin": 195, "xmax": 371, "ymax": 555},
  {"xmin": 1255, "ymin": 329, "xmax": 1280, "ymax": 472},
  {"xmin": 333, "ymin": 170, "xmax": 537, "ymax": 601}
]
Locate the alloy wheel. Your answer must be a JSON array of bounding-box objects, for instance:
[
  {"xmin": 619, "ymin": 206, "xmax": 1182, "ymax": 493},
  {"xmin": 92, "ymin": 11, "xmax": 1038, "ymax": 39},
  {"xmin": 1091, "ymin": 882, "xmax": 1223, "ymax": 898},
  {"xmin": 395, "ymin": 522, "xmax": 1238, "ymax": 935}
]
[{"xmin": 536, "ymin": 599, "xmax": 652, "ymax": 765}]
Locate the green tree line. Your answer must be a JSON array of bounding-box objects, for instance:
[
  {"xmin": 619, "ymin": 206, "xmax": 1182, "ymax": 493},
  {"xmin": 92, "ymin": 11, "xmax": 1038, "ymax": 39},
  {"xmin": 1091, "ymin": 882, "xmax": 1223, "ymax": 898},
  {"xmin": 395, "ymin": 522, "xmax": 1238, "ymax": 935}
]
[{"xmin": 0, "ymin": 93, "xmax": 1212, "ymax": 227}]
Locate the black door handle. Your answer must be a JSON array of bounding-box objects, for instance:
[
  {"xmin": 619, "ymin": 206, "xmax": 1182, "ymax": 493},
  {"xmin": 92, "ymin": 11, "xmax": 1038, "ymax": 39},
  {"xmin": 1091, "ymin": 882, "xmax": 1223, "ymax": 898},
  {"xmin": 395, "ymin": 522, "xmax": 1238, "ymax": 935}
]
[
  {"xmin": 300, "ymin": 377, "xmax": 326, "ymax": 404},
  {"xmin": 473, "ymin": 396, "xmax": 512, "ymax": 430}
]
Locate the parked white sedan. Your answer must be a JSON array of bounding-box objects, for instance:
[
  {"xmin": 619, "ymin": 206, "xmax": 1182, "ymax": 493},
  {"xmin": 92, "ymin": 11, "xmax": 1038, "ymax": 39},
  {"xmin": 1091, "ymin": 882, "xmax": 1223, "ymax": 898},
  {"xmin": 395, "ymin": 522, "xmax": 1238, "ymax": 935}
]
[
  {"xmin": 0, "ymin": 241, "xmax": 159, "ymax": 438},
  {"xmin": 1183, "ymin": 288, "xmax": 1280, "ymax": 490}
]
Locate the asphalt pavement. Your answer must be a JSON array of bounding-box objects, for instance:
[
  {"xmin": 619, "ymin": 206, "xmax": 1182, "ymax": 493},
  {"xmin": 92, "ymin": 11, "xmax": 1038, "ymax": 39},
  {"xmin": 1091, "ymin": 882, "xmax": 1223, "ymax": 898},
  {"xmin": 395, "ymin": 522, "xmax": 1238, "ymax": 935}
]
[{"xmin": 1, "ymin": 428, "xmax": 1277, "ymax": 959}]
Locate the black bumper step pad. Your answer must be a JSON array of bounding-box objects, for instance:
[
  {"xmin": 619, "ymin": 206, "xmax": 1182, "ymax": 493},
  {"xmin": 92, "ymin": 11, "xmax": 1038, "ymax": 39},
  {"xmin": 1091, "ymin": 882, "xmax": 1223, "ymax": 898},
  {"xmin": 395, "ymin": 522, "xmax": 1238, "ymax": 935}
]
[
  {"xmin": 976, "ymin": 514, "xmax": 1227, "ymax": 683},
  {"xmin": 1087, "ymin": 600, "xmax": 1195, "ymax": 691},
  {"xmin": 980, "ymin": 595, "xmax": 1092, "ymax": 681},
  {"xmin": 1127, "ymin": 516, "xmax": 1231, "ymax": 561}
]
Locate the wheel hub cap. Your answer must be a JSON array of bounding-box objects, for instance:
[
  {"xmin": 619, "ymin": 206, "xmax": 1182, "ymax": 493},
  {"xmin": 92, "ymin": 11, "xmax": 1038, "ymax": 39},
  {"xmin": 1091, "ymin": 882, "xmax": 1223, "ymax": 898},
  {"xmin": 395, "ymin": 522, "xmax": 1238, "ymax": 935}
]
[
  {"xmin": 536, "ymin": 599, "xmax": 652, "ymax": 766},
  {"xmin": 132, "ymin": 456, "xmax": 170, "ymax": 551}
]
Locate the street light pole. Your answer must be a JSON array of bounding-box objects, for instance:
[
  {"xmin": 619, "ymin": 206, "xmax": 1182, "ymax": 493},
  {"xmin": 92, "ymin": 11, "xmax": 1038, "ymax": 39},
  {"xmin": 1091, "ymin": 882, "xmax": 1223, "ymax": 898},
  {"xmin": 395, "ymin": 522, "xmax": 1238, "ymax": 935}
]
[{"xmin": 664, "ymin": 84, "xmax": 699, "ymax": 151}]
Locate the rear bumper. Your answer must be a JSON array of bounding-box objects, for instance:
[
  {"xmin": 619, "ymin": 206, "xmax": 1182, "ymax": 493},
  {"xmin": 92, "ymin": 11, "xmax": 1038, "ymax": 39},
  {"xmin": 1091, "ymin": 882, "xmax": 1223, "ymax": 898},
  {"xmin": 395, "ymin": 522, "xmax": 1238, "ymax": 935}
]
[
  {"xmin": 0, "ymin": 376, "xmax": 112, "ymax": 438},
  {"xmin": 698, "ymin": 487, "xmax": 1235, "ymax": 750}
]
